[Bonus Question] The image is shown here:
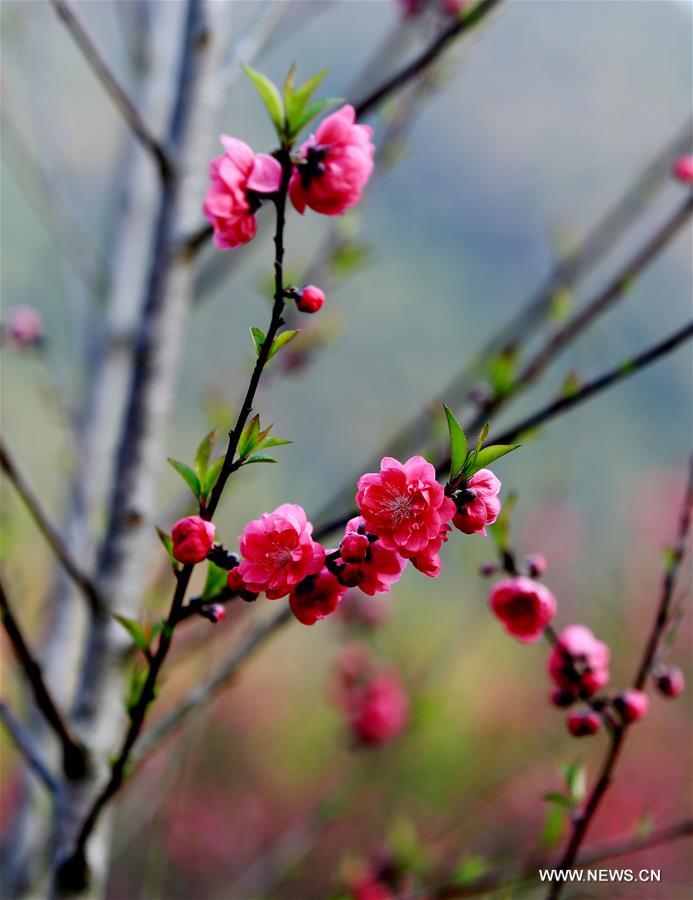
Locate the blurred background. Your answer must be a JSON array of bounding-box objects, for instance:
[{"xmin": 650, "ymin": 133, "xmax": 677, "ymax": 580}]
[{"xmin": 1, "ymin": 1, "xmax": 691, "ymax": 897}]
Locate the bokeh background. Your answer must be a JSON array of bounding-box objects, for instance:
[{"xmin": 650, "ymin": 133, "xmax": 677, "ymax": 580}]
[{"xmin": 1, "ymin": 1, "xmax": 691, "ymax": 897}]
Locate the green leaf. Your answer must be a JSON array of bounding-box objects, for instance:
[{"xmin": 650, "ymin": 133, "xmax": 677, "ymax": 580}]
[
  {"xmin": 543, "ymin": 791, "xmax": 574, "ymax": 808},
  {"xmin": 268, "ymin": 329, "xmax": 300, "ymax": 360},
  {"xmin": 202, "ymin": 561, "xmax": 228, "ymax": 601},
  {"xmin": 488, "ymin": 346, "xmax": 518, "ymax": 398},
  {"xmin": 194, "ymin": 427, "xmax": 218, "ymax": 481},
  {"xmin": 202, "ymin": 457, "xmax": 224, "ymax": 498},
  {"xmin": 250, "ymin": 326, "xmax": 266, "ymax": 358},
  {"xmin": 540, "ymin": 804, "xmax": 566, "ymax": 850},
  {"xmin": 290, "ymin": 97, "xmax": 342, "ymax": 137},
  {"xmin": 444, "ymin": 404, "xmax": 467, "ymax": 479},
  {"xmin": 452, "ymin": 856, "xmax": 488, "ymax": 887},
  {"xmin": 124, "ymin": 665, "xmax": 148, "ymax": 712},
  {"xmin": 561, "ymin": 760, "xmax": 586, "ymax": 803},
  {"xmin": 285, "ymin": 68, "xmax": 328, "ymax": 125},
  {"xmin": 243, "ymin": 453, "xmax": 277, "ymax": 465},
  {"xmin": 465, "ymin": 443, "xmax": 520, "ymax": 477},
  {"xmin": 113, "ymin": 614, "xmax": 149, "ymax": 654},
  {"xmin": 238, "ymin": 415, "xmax": 261, "ymax": 459},
  {"xmin": 243, "ymin": 64, "xmax": 285, "ymax": 133},
  {"xmin": 167, "ymin": 458, "xmax": 201, "ymax": 499},
  {"xmin": 256, "ymin": 436, "xmax": 291, "ymax": 450},
  {"xmin": 155, "ymin": 527, "xmax": 177, "ymax": 567}
]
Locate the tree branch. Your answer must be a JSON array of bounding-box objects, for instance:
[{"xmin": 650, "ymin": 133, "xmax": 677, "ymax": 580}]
[
  {"xmin": 0, "ymin": 437, "xmax": 105, "ymax": 615},
  {"xmin": 546, "ymin": 460, "xmax": 693, "ymax": 900},
  {"xmin": 0, "ymin": 573, "xmax": 88, "ymax": 779},
  {"xmin": 0, "ymin": 701, "xmax": 57, "ymax": 794},
  {"xmin": 49, "ymin": 0, "xmax": 173, "ymax": 181}
]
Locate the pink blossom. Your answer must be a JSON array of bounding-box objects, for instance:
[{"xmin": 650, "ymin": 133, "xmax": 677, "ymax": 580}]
[
  {"xmin": 673, "ymin": 155, "xmax": 693, "ymax": 184},
  {"xmin": 203, "ymin": 136, "xmax": 282, "ymax": 250},
  {"xmin": 655, "ymin": 666, "xmax": 684, "ymax": 698},
  {"xmin": 338, "ymin": 591, "xmax": 392, "ymax": 628},
  {"xmin": 452, "ymin": 469, "xmax": 501, "ymax": 536},
  {"xmin": 289, "ymin": 105, "xmax": 374, "ymax": 216},
  {"xmin": 296, "ymin": 284, "xmax": 325, "ymax": 313},
  {"xmin": 289, "ymin": 568, "xmax": 347, "ymax": 625},
  {"xmin": 566, "ymin": 709, "xmax": 602, "ymax": 737},
  {"xmin": 548, "ymin": 624, "xmax": 611, "ymax": 697},
  {"xmin": 397, "ymin": 0, "xmax": 426, "ymax": 16},
  {"xmin": 337, "ymin": 517, "xmax": 406, "ymax": 595},
  {"xmin": 411, "ymin": 522, "xmax": 451, "ymax": 577},
  {"xmin": 356, "ymin": 456, "xmax": 455, "ymax": 558},
  {"xmin": 171, "ymin": 516, "xmax": 215, "ymax": 564},
  {"xmin": 238, "ymin": 503, "xmax": 324, "ymax": 599},
  {"xmin": 3, "ymin": 305, "xmax": 43, "ymax": 348},
  {"xmin": 349, "ymin": 673, "xmax": 410, "ymax": 746},
  {"xmin": 349, "ymin": 874, "xmax": 395, "ymax": 900},
  {"xmin": 489, "ymin": 576, "xmax": 557, "ymax": 643},
  {"xmin": 614, "ymin": 689, "xmax": 649, "ymax": 724}
]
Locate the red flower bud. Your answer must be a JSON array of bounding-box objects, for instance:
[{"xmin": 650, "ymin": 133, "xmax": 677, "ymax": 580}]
[
  {"xmin": 226, "ymin": 568, "xmax": 245, "ymax": 592},
  {"xmin": 654, "ymin": 666, "xmax": 685, "ymax": 699},
  {"xmin": 566, "ymin": 709, "xmax": 602, "ymax": 737},
  {"xmin": 207, "ymin": 604, "xmax": 226, "ymax": 624},
  {"xmin": 296, "ymin": 284, "xmax": 325, "ymax": 313},
  {"xmin": 613, "ymin": 689, "xmax": 649, "ymax": 724},
  {"xmin": 550, "ymin": 687, "xmax": 577, "ymax": 708},
  {"xmin": 171, "ymin": 516, "xmax": 215, "ymax": 565},
  {"xmin": 340, "ymin": 532, "xmax": 370, "ymax": 563},
  {"xmin": 673, "ymin": 155, "xmax": 693, "ymax": 184}
]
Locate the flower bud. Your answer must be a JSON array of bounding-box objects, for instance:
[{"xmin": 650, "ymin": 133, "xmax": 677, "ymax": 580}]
[
  {"xmin": 654, "ymin": 666, "xmax": 685, "ymax": 699},
  {"xmin": 226, "ymin": 568, "xmax": 245, "ymax": 592},
  {"xmin": 673, "ymin": 155, "xmax": 693, "ymax": 184},
  {"xmin": 613, "ymin": 689, "xmax": 649, "ymax": 724},
  {"xmin": 207, "ymin": 604, "xmax": 226, "ymax": 624},
  {"xmin": 171, "ymin": 516, "xmax": 215, "ymax": 564},
  {"xmin": 340, "ymin": 531, "xmax": 370, "ymax": 563},
  {"xmin": 296, "ymin": 285, "xmax": 325, "ymax": 313},
  {"xmin": 524, "ymin": 553, "xmax": 547, "ymax": 577},
  {"xmin": 479, "ymin": 561, "xmax": 499, "ymax": 577},
  {"xmin": 3, "ymin": 305, "xmax": 44, "ymax": 349},
  {"xmin": 550, "ymin": 687, "xmax": 576, "ymax": 708},
  {"xmin": 566, "ymin": 709, "xmax": 602, "ymax": 737}
]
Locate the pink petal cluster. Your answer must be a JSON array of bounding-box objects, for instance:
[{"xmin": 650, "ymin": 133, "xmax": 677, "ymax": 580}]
[
  {"xmin": 614, "ymin": 689, "xmax": 649, "ymax": 724},
  {"xmin": 238, "ymin": 503, "xmax": 324, "ymax": 599},
  {"xmin": 673, "ymin": 155, "xmax": 693, "ymax": 184},
  {"xmin": 338, "ymin": 517, "xmax": 406, "ymax": 595},
  {"xmin": 548, "ymin": 624, "xmax": 611, "ymax": 697},
  {"xmin": 338, "ymin": 591, "xmax": 392, "ymax": 628},
  {"xmin": 203, "ymin": 136, "xmax": 282, "ymax": 250},
  {"xmin": 289, "ymin": 105, "xmax": 375, "ymax": 216},
  {"xmin": 171, "ymin": 516, "xmax": 216, "ymax": 564},
  {"xmin": 452, "ymin": 469, "xmax": 501, "ymax": 536},
  {"xmin": 348, "ymin": 673, "xmax": 410, "ymax": 746},
  {"xmin": 356, "ymin": 456, "xmax": 455, "ymax": 560},
  {"xmin": 289, "ymin": 568, "xmax": 347, "ymax": 626},
  {"xmin": 489, "ymin": 575, "xmax": 557, "ymax": 643},
  {"xmin": 566, "ymin": 709, "xmax": 602, "ymax": 737},
  {"xmin": 3, "ymin": 305, "xmax": 43, "ymax": 348}
]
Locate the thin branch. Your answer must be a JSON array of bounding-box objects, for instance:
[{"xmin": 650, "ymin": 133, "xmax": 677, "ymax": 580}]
[
  {"xmin": 136, "ymin": 320, "xmax": 693, "ymax": 759},
  {"xmin": 49, "ymin": 0, "xmax": 173, "ymax": 181},
  {"xmin": 546, "ymin": 460, "xmax": 693, "ymax": 900},
  {"xmin": 0, "ymin": 437, "xmax": 105, "ymax": 616},
  {"xmin": 435, "ymin": 818, "xmax": 693, "ymax": 898},
  {"xmin": 0, "ymin": 701, "xmax": 57, "ymax": 794},
  {"xmin": 0, "ymin": 574, "xmax": 88, "ymax": 779}
]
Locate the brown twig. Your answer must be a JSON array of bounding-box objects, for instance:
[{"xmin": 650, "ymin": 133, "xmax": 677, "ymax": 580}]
[
  {"xmin": 0, "ymin": 573, "xmax": 88, "ymax": 779},
  {"xmin": 0, "ymin": 700, "xmax": 57, "ymax": 793},
  {"xmin": 546, "ymin": 459, "xmax": 693, "ymax": 900},
  {"xmin": 49, "ymin": 0, "xmax": 173, "ymax": 181},
  {"xmin": 0, "ymin": 437, "xmax": 105, "ymax": 615}
]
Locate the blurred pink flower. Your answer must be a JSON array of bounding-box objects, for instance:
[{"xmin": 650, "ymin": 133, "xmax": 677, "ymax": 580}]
[
  {"xmin": 453, "ymin": 469, "xmax": 501, "ymax": 536},
  {"xmin": 338, "ymin": 516, "xmax": 406, "ymax": 595},
  {"xmin": 614, "ymin": 689, "xmax": 649, "ymax": 724},
  {"xmin": 238, "ymin": 503, "xmax": 324, "ymax": 599},
  {"xmin": 349, "ymin": 673, "xmax": 410, "ymax": 746},
  {"xmin": 672, "ymin": 155, "xmax": 693, "ymax": 183},
  {"xmin": 489, "ymin": 576, "xmax": 557, "ymax": 642},
  {"xmin": 171, "ymin": 516, "xmax": 215, "ymax": 564},
  {"xmin": 566, "ymin": 708, "xmax": 602, "ymax": 737},
  {"xmin": 338, "ymin": 590, "xmax": 392, "ymax": 628},
  {"xmin": 203, "ymin": 136, "xmax": 281, "ymax": 250},
  {"xmin": 289, "ymin": 105, "xmax": 374, "ymax": 216},
  {"xmin": 655, "ymin": 665, "xmax": 685, "ymax": 698},
  {"xmin": 3, "ymin": 305, "xmax": 43, "ymax": 348},
  {"xmin": 289, "ymin": 567, "xmax": 347, "ymax": 625},
  {"xmin": 356, "ymin": 456, "xmax": 455, "ymax": 558},
  {"xmin": 548, "ymin": 624, "xmax": 610, "ymax": 696}
]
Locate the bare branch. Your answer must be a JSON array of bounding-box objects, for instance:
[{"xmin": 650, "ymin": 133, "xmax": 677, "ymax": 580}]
[
  {"xmin": 0, "ymin": 701, "xmax": 57, "ymax": 794},
  {"xmin": 0, "ymin": 437, "xmax": 105, "ymax": 615},
  {"xmin": 0, "ymin": 573, "xmax": 88, "ymax": 779},
  {"xmin": 49, "ymin": 0, "xmax": 173, "ymax": 181}
]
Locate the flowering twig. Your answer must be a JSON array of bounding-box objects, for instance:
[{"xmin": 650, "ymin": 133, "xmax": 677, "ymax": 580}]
[
  {"xmin": 135, "ymin": 318, "xmax": 693, "ymax": 760},
  {"xmin": 435, "ymin": 817, "xmax": 693, "ymax": 898},
  {"xmin": 0, "ymin": 574, "xmax": 88, "ymax": 779},
  {"xmin": 0, "ymin": 437, "xmax": 104, "ymax": 615},
  {"xmin": 49, "ymin": 0, "xmax": 173, "ymax": 181},
  {"xmin": 0, "ymin": 701, "xmax": 57, "ymax": 794},
  {"xmin": 546, "ymin": 459, "xmax": 693, "ymax": 900}
]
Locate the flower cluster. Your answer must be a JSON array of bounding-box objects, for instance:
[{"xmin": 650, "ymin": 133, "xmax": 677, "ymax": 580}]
[
  {"xmin": 203, "ymin": 105, "xmax": 374, "ymax": 252},
  {"xmin": 1, "ymin": 305, "xmax": 44, "ymax": 350}
]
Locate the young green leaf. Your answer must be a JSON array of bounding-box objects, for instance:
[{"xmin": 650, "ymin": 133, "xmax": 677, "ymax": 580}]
[
  {"xmin": 202, "ymin": 457, "xmax": 224, "ymax": 498},
  {"xmin": 285, "ymin": 68, "xmax": 328, "ymax": 125},
  {"xmin": 488, "ymin": 346, "xmax": 518, "ymax": 398},
  {"xmin": 256, "ymin": 436, "xmax": 291, "ymax": 450},
  {"xmin": 167, "ymin": 458, "xmax": 201, "ymax": 499},
  {"xmin": 242, "ymin": 65, "xmax": 285, "ymax": 134},
  {"xmin": 238, "ymin": 414, "xmax": 261, "ymax": 459},
  {"xmin": 202, "ymin": 561, "xmax": 228, "ymax": 601},
  {"xmin": 155, "ymin": 527, "xmax": 177, "ymax": 567},
  {"xmin": 243, "ymin": 453, "xmax": 277, "ymax": 465},
  {"xmin": 268, "ymin": 329, "xmax": 300, "ymax": 360},
  {"xmin": 465, "ymin": 443, "xmax": 520, "ymax": 477},
  {"xmin": 250, "ymin": 326, "xmax": 266, "ymax": 358},
  {"xmin": 289, "ymin": 97, "xmax": 342, "ymax": 137},
  {"xmin": 194, "ymin": 427, "xmax": 218, "ymax": 481},
  {"xmin": 543, "ymin": 791, "xmax": 574, "ymax": 809},
  {"xmin": 444, "ymin": 404, "xmax": 467, "ymax": 478},
  {"xmin": 112, "ymin": 614, "xmax": 149, "ymax": 654}
]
